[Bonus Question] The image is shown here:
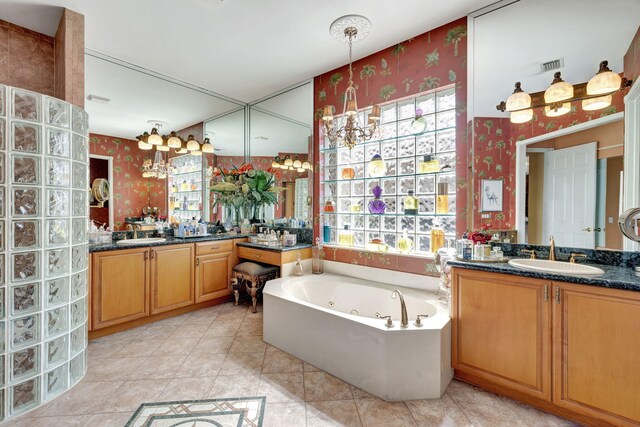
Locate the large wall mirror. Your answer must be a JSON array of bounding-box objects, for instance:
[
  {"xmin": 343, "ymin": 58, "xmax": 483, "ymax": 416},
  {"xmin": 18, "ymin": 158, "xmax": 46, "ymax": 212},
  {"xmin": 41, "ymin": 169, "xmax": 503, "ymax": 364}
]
[
  {"xmin": 249, "ymin": 82, "xmax": 313, "ymax": 223},
  {"xmin": 471, "ymin": 0, "xmax": 640, "ymax": 250}
]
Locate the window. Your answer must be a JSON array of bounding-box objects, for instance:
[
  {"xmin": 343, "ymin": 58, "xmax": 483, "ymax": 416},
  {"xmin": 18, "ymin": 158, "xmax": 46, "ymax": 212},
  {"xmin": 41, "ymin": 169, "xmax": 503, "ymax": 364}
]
[{"xmin": 319, "ymin": 86, "xmax": 456, "ymax": 255}]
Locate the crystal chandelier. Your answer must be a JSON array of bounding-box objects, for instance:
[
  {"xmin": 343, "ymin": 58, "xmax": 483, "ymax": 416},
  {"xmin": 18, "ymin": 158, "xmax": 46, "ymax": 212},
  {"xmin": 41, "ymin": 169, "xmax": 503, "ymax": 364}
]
[
  {"xmin": 142, "ymin": 150, "xmax": 172, "ymax": 180},
  {"xmin": 322, "ymin": 15, "xmax": 380, "ymax": 150}
]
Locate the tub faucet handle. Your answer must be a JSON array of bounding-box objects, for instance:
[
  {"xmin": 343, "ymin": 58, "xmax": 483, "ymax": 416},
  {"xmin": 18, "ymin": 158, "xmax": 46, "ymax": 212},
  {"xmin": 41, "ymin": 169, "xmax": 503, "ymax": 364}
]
[
  {"xmin": 414, "ymin": 314, "xmax": 430, "ymax": 327},
  {"xmin": 380, "ymin": 315, "xmax": 394, "ymax": 328}
]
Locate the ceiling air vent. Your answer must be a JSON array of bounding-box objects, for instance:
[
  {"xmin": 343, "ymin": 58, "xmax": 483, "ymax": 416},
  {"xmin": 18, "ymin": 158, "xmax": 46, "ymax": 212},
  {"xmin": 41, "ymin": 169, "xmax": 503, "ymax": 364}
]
[{"xmin": 540, "ymin": 58, "xmax": 564, "ymax": 73}]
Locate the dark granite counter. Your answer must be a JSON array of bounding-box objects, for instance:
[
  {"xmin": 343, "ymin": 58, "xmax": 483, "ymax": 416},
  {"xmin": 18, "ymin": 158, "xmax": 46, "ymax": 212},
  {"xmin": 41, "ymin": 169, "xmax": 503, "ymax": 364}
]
[
  {"xmin": 89, "ymin": 234, "xmax": 256, "ymax": 253},
  {"xmin": 448, "ymin": 259, "xmax": 640, "ymax": 292},
  {"xmin": 236, "ymin": 242, "xmax": 312, "ymax": 253}
]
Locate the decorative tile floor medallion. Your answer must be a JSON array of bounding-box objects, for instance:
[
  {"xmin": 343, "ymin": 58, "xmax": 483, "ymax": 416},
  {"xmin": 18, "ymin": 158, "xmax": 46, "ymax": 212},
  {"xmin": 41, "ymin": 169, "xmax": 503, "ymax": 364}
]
[{"xmin": 125, "ymin": 396, "xmax": 266, "ymax": 427}]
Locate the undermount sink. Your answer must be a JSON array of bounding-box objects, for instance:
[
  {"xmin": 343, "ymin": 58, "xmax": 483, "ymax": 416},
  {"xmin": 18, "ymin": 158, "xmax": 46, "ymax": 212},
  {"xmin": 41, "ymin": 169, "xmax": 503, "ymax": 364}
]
[
  {"xmin": 508, "ymin": 258, "xmax": 605, "ymax": 275},
  {"xmin": 116, "ymin": 237, "xmax": 166, "ymax": 247}
]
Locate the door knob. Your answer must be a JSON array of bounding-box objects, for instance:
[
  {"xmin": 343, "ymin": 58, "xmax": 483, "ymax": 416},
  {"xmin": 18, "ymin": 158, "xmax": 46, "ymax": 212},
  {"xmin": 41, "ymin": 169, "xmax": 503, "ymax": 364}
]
[
  {"xmin": 594, "ymin": 227, "xmax": 603, "ymax": 232},
  {"xmin": 581, "ymin": 227, "xmax": 593, "ymax": 232}
]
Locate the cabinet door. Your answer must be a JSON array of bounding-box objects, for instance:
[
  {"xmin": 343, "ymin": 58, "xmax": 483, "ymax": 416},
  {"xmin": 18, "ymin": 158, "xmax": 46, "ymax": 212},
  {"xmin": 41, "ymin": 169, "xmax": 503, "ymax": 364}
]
[
  {"xmin": 91, "ymin": 248, "xmax": 149, "ymax": 329},
  {"xmin": 150, "ymin": 244, "xmax": 194, "ymax": 314},
  {"xmin": 553, "ymin": 283, "xmax": 640, "ymax": 425},
  {"xmin": 195, "ymin": 252, "xmax": 232, "ymax": 303},
  {"xmin": 452, "ymin": 269, "xmax": 552, "ymax": 401}
]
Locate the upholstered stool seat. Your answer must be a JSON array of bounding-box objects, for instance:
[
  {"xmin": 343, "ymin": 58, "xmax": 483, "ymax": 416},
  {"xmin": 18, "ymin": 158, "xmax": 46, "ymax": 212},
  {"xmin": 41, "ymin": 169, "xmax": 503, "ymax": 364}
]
[{"xmin": 232, "ymin": 262, "xmax": 278, "ymax": 313}]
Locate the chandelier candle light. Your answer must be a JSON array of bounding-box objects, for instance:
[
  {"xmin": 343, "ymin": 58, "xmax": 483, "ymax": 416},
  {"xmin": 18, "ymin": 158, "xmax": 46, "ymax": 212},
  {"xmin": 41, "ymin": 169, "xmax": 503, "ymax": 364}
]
[
  {"xmin": 322, "ymin": 15, "xmax": 381, "ymax": 150},
  {"xmin": 497, "ymin": 60, "xmax": 632, "ymax": 123}
]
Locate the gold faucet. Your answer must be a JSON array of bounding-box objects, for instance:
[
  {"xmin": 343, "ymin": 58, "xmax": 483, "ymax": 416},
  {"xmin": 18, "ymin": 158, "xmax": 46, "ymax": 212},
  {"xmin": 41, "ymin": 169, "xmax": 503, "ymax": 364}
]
[
  {"xmin": 549, "ymin": 235, "xmax": 556, "ymax": 261},
  {"xmin": 569, "ymin": 253, "xmax": 587, "ymax": 263},
  {"xmin": 126, "ymin": 224, "xmax": 140, "ymax": 239},
  {"xmin": 521, "ymin": 249, "xmax": 537, "ymax": 259},
  {"xmin": 391, "ymin": 289, "xmax": 409, "ymax": 328}
]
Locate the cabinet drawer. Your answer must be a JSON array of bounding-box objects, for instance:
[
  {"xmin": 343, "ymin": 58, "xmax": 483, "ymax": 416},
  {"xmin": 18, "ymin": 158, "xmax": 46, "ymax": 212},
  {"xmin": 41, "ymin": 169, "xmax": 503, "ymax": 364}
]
[
  {"xmin": 237, "ymin": 246, "xmax": 281, "ymax": 266},
  {"xmin": 196, "ymin": 240, "xmax": 233, "ymax": 255}
]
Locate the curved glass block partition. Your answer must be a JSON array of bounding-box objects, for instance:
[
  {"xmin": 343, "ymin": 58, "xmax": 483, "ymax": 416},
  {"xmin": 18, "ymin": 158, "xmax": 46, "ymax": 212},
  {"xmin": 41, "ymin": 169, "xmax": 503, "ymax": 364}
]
[{"xmin": 0, "ymin": 85, "xmax": 89, "ymax": 420}]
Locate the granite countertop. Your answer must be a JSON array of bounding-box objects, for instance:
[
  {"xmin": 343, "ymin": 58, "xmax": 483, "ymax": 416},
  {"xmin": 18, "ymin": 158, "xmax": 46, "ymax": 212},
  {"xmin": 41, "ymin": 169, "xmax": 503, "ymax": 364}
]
[
  {"xmin": 236, "ymin": 242, "xmax": 312, "ymax": 252},
  {"xmin": 89, "ymin": 234, "xmax": 256, "ymax": 253},
  {"xmin": 448, "ymin": 259, "xmax": 640, "ymax": 292}
]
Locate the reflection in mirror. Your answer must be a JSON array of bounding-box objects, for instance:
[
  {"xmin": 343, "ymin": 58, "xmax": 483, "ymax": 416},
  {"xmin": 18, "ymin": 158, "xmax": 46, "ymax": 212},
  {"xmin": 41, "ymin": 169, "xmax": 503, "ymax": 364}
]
[
  {"xmin": 522, "ymin": 118, "xmax": 623, "ymax": 250},
  {"xmin": 249, "ymin": 82, "xmax": 313, "ymax": 223}
]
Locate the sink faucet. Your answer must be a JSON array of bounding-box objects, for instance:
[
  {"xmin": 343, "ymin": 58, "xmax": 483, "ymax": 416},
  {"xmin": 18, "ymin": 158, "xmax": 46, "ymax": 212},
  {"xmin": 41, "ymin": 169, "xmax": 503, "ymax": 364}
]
[
  {"xmin": 391, "ymin": 289, "xmax": 409, "ymax": 328},
  {"xmin": 127, "ymin": 224, "xmax": 140, "ymax": 239},
  {"xmin": 549, "ymin": 235, "xmax": 556, "ymax": 261}
]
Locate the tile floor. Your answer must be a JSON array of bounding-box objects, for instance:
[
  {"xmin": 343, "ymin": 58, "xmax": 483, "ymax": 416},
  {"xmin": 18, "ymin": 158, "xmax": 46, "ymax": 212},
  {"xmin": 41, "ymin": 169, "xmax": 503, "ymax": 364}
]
[{"xmin": 6, "ymin": 302, "xmax": 579, "ymax": 427}]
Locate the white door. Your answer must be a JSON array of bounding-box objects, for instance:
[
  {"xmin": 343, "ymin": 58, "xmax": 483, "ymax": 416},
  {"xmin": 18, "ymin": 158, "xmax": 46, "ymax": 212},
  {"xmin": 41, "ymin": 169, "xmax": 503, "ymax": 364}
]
[{"xmin": 543, "ymin": 143, "xmax": 597, "ymax": 249}]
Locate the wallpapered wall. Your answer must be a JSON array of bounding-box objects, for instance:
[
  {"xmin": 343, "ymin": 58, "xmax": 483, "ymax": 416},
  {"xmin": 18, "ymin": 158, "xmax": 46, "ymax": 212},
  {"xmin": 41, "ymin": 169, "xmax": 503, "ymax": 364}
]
[
  {"xmin": 0, "ymin": 19, "xmax": 55, "ymax": 96},
  {"xmin": 312, "ymin": 17, "xmax": 468, "ymax": 276},
  {"xmin": 89, "ymin": 133, "xmax": 168, "ymax": 228}
]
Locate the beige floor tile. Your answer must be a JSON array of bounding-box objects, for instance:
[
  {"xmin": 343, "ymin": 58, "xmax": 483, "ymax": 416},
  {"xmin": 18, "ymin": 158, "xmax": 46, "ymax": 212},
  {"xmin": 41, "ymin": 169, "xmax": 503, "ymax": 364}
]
[
  {"xmin": 170, "ymin": 323, "xmax": 210, "ymax": 339},
  {"xmin": 112, "ymin": 339, "xmax": 164, "ymax": 358},
  {"xmin": 39, "ymin": 381, "xmax": 123, "ymax": 416},
  {"xmin": 153, "ymin": 338, "xmax": 200, "ymax": 356},
  {"xmin": 500, "ymin": 396, "xmax": 579, "ymax": 426},
  {"xmin": 236, "ymin": 322, "xmax": 263, "ymax": 336},
  {"xmin": 174, "ymin": 353, "xmax": 226, "ymax": 378},
  {"xmin": 405, "ymin": 394, "xmax": 472, "ymax": 426},
  {"xmin": 90, "ymin": 326, "xmax": 147, "ymax": 343},
  {"xmin": 86, "ymin": 341, "xmax": 126, "ymax": 359},
  {"xmin": 306, "ymin": 400, "xmax": 363, "ymax": 427},
  {"xmin": 104, "ymin": 379, "xmax": 170, "ymax": 413},
  {"xmin": 218, "ymin": 302, "xmax": 247, "ymax": 314},
  {"xmin": 446, "ymin": 380, "xmax": 528, "ymax": 426},
  {"xmin": 208, "ymin": 374, "xmax": 260, "ymax": 398},
  {"xmin": 156, "ymin": 377, "xmax": 217, "ymax": 401},
  {"xmin": 304, "ymin": 362, "xmax": 321, "ymax": 372},
  {"xmin": 304, "ymin": 371, "xmax": 354, "ymax": 402},
  {"xmin": 82, "ymin": 412, "xmax": 133, "ymax": 426},
  {"xmin": 350, "ymin": 385, "xmax": 376, "ymax": 400},
  {"xmin": 263, "ymin": 402, "xmax": 307, "ymax": 427},
  {"xmin": 18, "ymin": 415, "xmax": 90, "ymax": 427},
  {"xmin": 241, "ymin": 311, "xmax": 263, "ymax": 324},
  {"xmin": 152, "ymin": 313, "xmax": 190, "ymax": 326},
  {"xmin": 354, "ymin": 399, "xmax": 416, "ymax": 427},
  {"xmin": 219, "ymin": 352, "xmax": 265, "ymax": 376},
  {"xmin": 258, "ymin": 372, "xmax": 305, "ymax": 403},
  {"xmin": 262, "ymin": 348, "xmax": 303, "ymax": 374},
  {"xmin": 229, "ymin": 335, "xmax": 267, "ymax": 353},
  {"xmin": 129, "ymin": 355, "xmax": 187, "ymax": 380},
  {"xmin": 84, "ymin": 357, "xmax": 146, "ymax": 382},
  {"xmin": 204, "ymin": 322, "xmax": 241, "ymax": 337},
  {"xmin": 191, "ymin": 335, "xmax": 235, "ymax": 354},
  {"xmin": 137, "ymin": 325, "xmax": 178, "ymax": 340},
  {"xmin": 214, "ymin": 310, "xmax": 247, "ymax": 323}
]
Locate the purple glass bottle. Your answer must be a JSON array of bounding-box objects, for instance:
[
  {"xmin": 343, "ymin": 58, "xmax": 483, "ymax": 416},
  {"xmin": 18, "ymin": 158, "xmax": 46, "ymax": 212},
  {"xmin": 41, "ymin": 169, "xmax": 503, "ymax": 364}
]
[{"xmin": 368, "ymin": 185, "xmax": 386, "ymax": 214}]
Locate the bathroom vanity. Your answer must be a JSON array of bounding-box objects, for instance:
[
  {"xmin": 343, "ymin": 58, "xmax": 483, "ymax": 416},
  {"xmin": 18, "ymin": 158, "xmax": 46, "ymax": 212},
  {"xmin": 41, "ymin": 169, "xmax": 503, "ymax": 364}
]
[{"xmin": 449, "ymin": 262, "xmax": 640, "ymax": 427}]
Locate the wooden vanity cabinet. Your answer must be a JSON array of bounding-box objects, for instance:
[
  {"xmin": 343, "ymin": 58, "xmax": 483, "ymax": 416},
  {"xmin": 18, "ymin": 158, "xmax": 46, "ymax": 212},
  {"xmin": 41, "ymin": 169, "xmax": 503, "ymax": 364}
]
[
  {"xmin": 451, "ymin": 268, "xmax": 640, "ymax": 426},
  {"xmin": 194, "ymin": 240, "xmax": 235, "ymax": 303},
  {"xmin": 451, "ymin": 268, "xmax": 552, "ymax": 401},
  {"xmin": 150, "ymin": 244, "xmax": 195, "ymax": 314},
  {"xmin": 91, "ymin": 247, "xmax": 150, "ymax": 329}
]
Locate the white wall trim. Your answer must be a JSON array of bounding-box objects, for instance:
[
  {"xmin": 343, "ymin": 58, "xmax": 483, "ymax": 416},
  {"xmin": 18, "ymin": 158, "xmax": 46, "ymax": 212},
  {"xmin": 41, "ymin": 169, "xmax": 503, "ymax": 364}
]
[
  {"xmin": 623, "ymin": 79, "xmax": 640, "ymax": 251},
  {"xmin": 89, "ymin": 154, "xmax": 115, "ymax": 229},
  {"xmin": 515, "ymin": 112, "xmax": 624, "ymax": 243}
]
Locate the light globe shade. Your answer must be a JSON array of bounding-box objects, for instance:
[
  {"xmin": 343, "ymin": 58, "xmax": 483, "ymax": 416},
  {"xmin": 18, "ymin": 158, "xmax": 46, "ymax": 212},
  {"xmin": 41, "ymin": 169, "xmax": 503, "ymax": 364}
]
[
  {"xmin": 544, "ymin": 102, "xmax": 571, "ymax": 117},
  {"xmin": 201, "ymin": 138, "xmax": 214, "ymax": 153},
  {"xmin": 167, "ymin": 134, "xmax": 182, "ymax": 148},
  {"xmin": 302, "ymin": 161, "xmax": 311, "ymax": 170},
  {"xmin": 297, "ymin": 168, "xmax": 305, "ymax": 173},
  {"xmin": 186, "ymin": 136, "xmax": 200, "ymax": 151},
  {"xmin": 509, "ymin": 109, "xmax": 533, "ymax": 124},
  {"xmin": 271, "ymin": 161, "xmax": 279, "ymax": 168},
  {"xmin": 367, "ymin": 154, "xmax": 387, "ymax": 177},
  {"xmin": 138, "ymin": 140, "xmax": 152, "ymax": 150},
  {"xmin": 582, "ymin": 95, "xmax": 612, "ymax": 111},
  {"xmin": 544, "ymin": 72, "xmax": 574, "ymax": 103},
  {"xmin": 191, "ymin": 150, "xmax": 203, "ymax": 156},
  {"xmin": 175, "ymin": 147, "xmax": 188, "ymax": 154},
  {"xmin": 284, "ymin": 157, "xmax": 293, "ymax": 167},
  {"xmin": 147, "ymin": 128, "xmax": 163, "ymax": 145},
  {"xmin": 587, "ymin": 61, "xmax": 622, "ymax": 95},
  {"xmin": 156, "ymin": 144, "xmax": 170, "ymax": 152},
  {"xmin": 293, "ymin": 159, "xmax": 302, "ymax": 168},
  {"xmin": 505, "ymin": 82, "xmax": 531, "ymax": 111}
]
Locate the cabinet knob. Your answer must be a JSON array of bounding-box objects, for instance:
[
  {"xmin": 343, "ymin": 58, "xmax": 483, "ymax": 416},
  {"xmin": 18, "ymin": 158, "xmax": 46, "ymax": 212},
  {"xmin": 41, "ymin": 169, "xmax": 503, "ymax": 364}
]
[
  {"xmin": 254, "ymin": 254, "xmax": 261, "ymax": 259},
  {"xmin": 196, "ymin": 258, "xmax": 200, "ymax": 266}
]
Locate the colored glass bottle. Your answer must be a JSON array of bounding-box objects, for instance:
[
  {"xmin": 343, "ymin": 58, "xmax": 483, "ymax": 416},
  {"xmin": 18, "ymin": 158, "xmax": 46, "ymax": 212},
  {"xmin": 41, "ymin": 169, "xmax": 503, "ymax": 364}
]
[
  {"xmin": 419, "ymin": 152, "xmax": 440, "ymax": 173},
  {"xmin": 404, "ymin": 190, "xmax": 418, "ymax": 215},
  {"xmin": 410, "ymin": 109, "xmax": 427, "ymax": 134},
  {"xmin": 368, "ymin": 185, "xmax": 386, "ymax": 214},
  {"xmin": 430, "ymin": 221, "xmax": 445, "ymax": 253},
  {"xmin": 338, "ymin": 225, "xmax": 354, "ymax": 247},
  {"xmin": 397, "ymin": 230, "xmax": 414, "ymax": 254},
  {"xmin": 436, "ymin": 182, "xmax": 449, "ymax": 214}
]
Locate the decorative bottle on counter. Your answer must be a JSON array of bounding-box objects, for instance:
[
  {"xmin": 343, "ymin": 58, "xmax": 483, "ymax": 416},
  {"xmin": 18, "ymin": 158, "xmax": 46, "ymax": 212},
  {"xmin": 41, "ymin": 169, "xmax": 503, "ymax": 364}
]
[
  {"xmin": 368, "ymin": 185, "xmax": 386, "ymax": 214},
  {"xmin": 403, "ymin": 190, "xmax": 419, "ymax": 215},
  {"xmin": 397, "ymin": 230, "xmax": 414, "ymax": 254}
]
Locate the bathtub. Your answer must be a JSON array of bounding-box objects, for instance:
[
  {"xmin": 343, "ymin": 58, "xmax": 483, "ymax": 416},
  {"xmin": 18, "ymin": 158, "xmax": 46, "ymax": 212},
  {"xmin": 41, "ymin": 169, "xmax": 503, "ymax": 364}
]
[{"xmin": 263, "ymin": 270, "xmax": 452, "ymax": 401}]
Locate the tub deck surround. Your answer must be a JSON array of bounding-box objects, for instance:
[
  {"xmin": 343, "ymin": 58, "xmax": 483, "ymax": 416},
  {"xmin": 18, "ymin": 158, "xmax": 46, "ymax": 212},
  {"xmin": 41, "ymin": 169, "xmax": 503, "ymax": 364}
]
[
  {"xmin": 448, "ymin": 258, "xmax": 640, "ymax": 291},
  {"xmin": 263, "ymin": 272, "xmax": 452, "ymax": 401}
]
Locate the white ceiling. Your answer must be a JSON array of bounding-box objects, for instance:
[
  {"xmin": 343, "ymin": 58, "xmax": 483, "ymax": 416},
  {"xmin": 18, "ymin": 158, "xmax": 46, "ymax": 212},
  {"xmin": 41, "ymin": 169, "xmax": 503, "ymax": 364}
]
[{"xmin": 473, "ymin": 0, "xmax": 640, "ymax": 118}]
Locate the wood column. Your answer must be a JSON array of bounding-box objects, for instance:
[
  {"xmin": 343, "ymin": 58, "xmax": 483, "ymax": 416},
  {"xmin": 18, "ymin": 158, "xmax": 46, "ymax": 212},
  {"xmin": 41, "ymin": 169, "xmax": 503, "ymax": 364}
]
[{"xmin": 54, "ymin": 8, "xmax": 84, "ymax": 107}]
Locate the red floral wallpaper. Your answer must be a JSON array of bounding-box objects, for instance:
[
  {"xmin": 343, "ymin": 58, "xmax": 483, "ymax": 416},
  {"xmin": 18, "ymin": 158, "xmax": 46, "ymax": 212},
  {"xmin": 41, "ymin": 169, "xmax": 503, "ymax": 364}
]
[
  {"xmin": 312, "ymin": 18, "xmax": 468, "ymax": 275},
  {"xmin": 624, "ymin": 25, "xmax": 640, "ymax": 85},
  {"xmin": 89, "ymin": 133, "xmax": 168, "ymax": 228}
]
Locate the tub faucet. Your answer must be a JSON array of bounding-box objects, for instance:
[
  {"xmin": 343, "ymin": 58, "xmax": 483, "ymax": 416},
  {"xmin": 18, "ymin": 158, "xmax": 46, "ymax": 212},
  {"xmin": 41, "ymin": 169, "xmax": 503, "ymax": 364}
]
[
  {"xmin": 549, "ymin": 235, "xmax": 556, "ymax": 261},
  {"xmin": 391, "ymin": 290, "xmax": 409, "ymax": 328}
]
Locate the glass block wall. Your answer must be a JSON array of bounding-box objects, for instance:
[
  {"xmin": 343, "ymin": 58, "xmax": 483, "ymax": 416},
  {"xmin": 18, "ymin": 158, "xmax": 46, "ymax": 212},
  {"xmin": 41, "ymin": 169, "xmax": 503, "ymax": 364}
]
[
  {"xmin": 319, "ymin": 87, "xmax": 456, "ymax": 255},
  {"xmin": 0, "ymin": 85, "xmax": 89, "ymax": 420}
]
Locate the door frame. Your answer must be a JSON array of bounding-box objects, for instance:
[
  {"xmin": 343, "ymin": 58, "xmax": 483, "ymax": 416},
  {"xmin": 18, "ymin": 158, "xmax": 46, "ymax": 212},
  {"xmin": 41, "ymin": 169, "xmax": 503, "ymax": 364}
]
[
  {"xmin": 623, "ymin": 79, "xmax": 640, "ymax": 251},
  {"xmin": 89, "ymin": 154, "xmax": 115, "ymax": 228},
  {"xmin": 515, "ymin": 112, "xmax": 624, "ymax": 243}
]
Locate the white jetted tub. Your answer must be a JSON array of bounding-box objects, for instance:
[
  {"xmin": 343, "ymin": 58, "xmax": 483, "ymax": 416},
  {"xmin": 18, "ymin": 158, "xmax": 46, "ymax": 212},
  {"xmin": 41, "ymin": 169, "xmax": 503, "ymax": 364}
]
[{"xmin": 263, "ymin": 272, "xmax": 452, "ymax": 401}]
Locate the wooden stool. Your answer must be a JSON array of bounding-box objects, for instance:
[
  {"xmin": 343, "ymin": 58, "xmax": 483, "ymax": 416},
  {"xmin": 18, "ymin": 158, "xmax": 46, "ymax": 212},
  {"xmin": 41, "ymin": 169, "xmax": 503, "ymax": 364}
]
[{"xmin": 232, "ymin": 262, "xmax": 278, "ymax": 313}]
